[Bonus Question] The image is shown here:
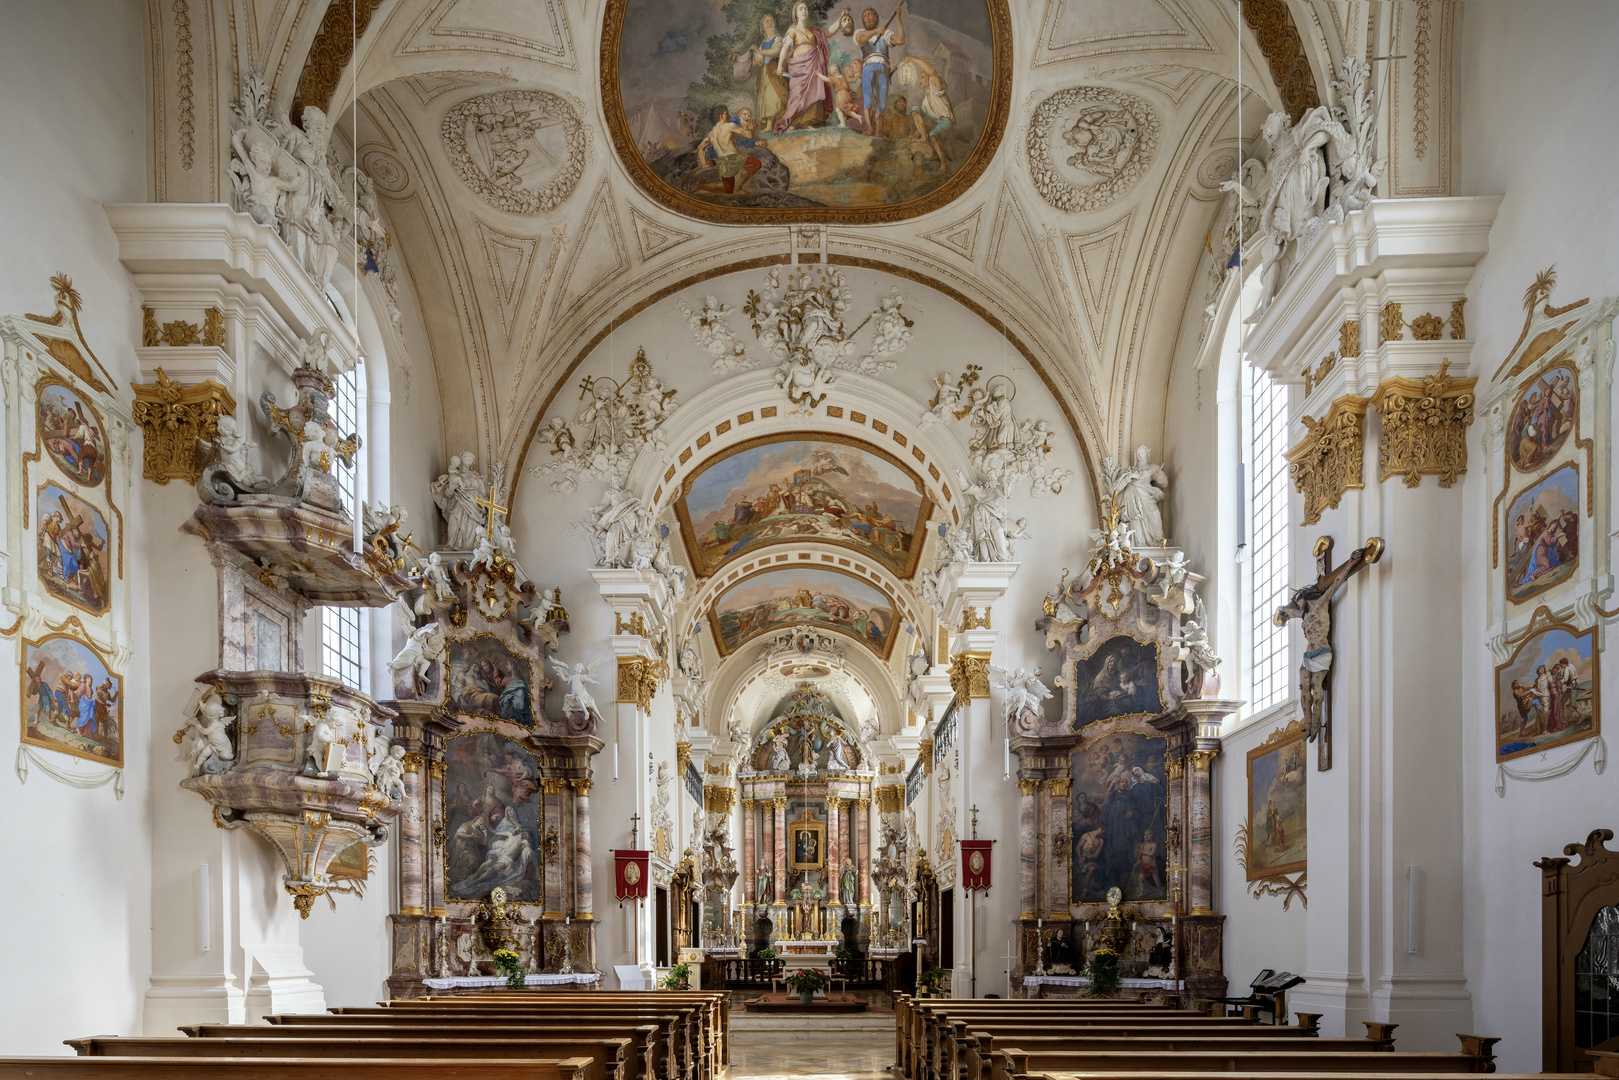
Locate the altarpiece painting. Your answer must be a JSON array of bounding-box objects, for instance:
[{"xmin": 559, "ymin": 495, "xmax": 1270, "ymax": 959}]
[
  {"xmin": 1070, "ymin": 730, "xmax": 1168, "ymax": 904},
  {"xmin": 444, "ymin": 635, "xmax": 536, "ymax": 727},
  {"xmin": 443, "ymin": 730, "xmax": 544, "ymax": 903},
  {"xmin": 601, "ymin": 0, "xmax": 1011, "ymax": 222},
  {"xmin": 676, "ymin": 434, "xmax": 930, "ymax": 577},
  {"xmin": 1070, "ymin": 634, "xmax": 1164, "ymax": 728}
]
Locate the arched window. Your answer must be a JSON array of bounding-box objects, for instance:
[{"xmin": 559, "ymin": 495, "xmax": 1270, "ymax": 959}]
[{"xmin": 1217, "ymin": 272, "xmax": 1294, "ymax": 723}]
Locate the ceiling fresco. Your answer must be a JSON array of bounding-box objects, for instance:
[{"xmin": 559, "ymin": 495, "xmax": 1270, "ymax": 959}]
[
  {"xmin": 600, "ymin": 0, "xmax": 1013, "ymax": 223},
  {"xmin": 673, "ymin": 434, "xmax": 933, "ymax": 579},
  {"xmin": 708, "ymin": 565, "xmax": 901, "ymax": 659}
]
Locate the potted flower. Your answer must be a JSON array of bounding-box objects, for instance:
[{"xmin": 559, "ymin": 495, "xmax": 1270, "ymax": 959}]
[
  {"xmin": 1084, "ymin": 947, "xmax": 1122, "ymax": 998},
  {"xmin": 756, "ymin": 946, "xmax": 779, "ymax": 959},
  {"xmin": 916, "ymin": 966, "xmax": 948, "ymax": 998},
  {"xmin": 661, "ymin": 963, "xmax": 692, "ymax": 990},
  {"xmin": 784, "ymin": 967, "xmax": 830, "ymax": 1005},
  {"xmin": 492, "ymin": 948, "xmax": 526, "ymax": 990}
]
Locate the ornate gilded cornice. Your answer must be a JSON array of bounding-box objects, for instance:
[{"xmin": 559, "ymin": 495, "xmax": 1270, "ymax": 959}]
[
  {"xmin": 616, "ymin": 656, "xmax": 664, "ymax": 713},
  {"xmin": 918, "ymin": 739, "xmax": 934, "ymax": 775},
  {"xmin": 1340, "ymin": 318, "xmax": 1361, "ymax": 359},
  {"xmin": 949, "ymin": 651, "xmax": 992, "ymax": 701},
  {"xmin": 142, "ymin": 305, "xmax": 224, "ymax": 348},
  {"xmin": 875, "ymin": 786, "xmax": 903, "ymax": 813},
  {"xmin": 1285, "ymin": 395, "xmax": 1370, "ymax": 525},
  {"xmin": 130, "ymin": 367, "xmax": 235, "ymax": 485},
  {"xmin": 704, "ymin": 785, "xmax": 735, "ymax": 815},
  {"xmin": 1369, "ymin": 360, "xmax": 1477, "ymax": 487},
  {"xmin": 959, "ymin": 606, "xmax": 991, "ymax": 631}
]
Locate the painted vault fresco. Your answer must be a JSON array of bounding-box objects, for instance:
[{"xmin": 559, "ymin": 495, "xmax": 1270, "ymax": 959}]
[
  {"xmin": 675, "ymin": 435, "xmax": 930, "ymax": 578},
  {"xmin": 602, "ymin": 0, "xmax": 1011, "ymax": 223},
  {"xmin": 709, "ymin": 566, "xmax": 898, "ymax": 657}
]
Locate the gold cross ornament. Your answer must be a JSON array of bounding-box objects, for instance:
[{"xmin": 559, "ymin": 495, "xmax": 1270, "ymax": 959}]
[{"xmin": 475, "ymin": 484, "xmax": 508, "ymax": 539}]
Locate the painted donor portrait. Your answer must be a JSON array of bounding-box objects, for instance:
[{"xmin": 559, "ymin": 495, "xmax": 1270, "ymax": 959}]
[
  {"xmin": 37, "ymin": 380, "xmax": 108, "ymax": 486},
  {"xmin": 1508, "ymin": 363, "xmax": 1576, "ymax": 473},
  {"xmin": 36, "ymin": 483, "xmax": 111, "ymax": 615},
  {"xmin": 1495, "ymin": 621, "xmax": 1597, "ymax": 764},
  {"xmin": 443, "ymin": 731, "xmax": 544, "ymax": 902},
  {"xmin": 1246, "ymin": 726, "xmax": 1307, "ymax": 879},
  {"xmin": 444, "ymin": 636, "xmax": 535, "ymax": 727},
  {"xmin": 603, "ymin": 0, "xmax": 1010, "ymax": 221},
  {"xmin": 1505, "ymin": 463, "xmax": 1579, "ymax": 604},
  {"xmin": 22, "ymin": 633, "xmax": 122, "ymax": 766},
  {"xmin": 1071, "ymin": 634, "xmax": 1163, "ymax": 728},
  {"xmin": 676, "ymin": 436, "xmax": 929, "ymax": 577},
  {"xmin": 709, "ymin": 566, "xmax": 897, "ymax": 657},
  {"xmin": 1070, "ymin": 731, "xmax": 1166, "ymax": 903}
]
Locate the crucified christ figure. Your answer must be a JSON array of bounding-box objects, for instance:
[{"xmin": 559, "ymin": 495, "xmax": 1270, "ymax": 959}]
[{"xmin": 1273, "ymin": 534, "xmax": 1384, "ymax": 770}]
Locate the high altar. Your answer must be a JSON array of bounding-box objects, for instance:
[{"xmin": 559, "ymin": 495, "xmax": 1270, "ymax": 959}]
[{"xmin": 737, "ymin": 684, "xmax": 877, "ymax": 956}]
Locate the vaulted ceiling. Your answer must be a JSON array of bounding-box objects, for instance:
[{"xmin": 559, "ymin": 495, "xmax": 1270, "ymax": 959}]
[{"xmin": 204, "ymin": 0, "xmax": 1357, "ymax": 486}]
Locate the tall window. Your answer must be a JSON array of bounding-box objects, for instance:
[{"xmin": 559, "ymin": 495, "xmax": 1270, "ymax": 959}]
[
  {"xmin": 1248, "ymin": 362, "xmax": 1291, "ymax": 712},
  {"xmin": 321, "ymin": 366, "xmax": 365, "ymax": 688}
]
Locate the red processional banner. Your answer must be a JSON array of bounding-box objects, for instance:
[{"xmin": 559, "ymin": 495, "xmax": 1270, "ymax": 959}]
[
  {"xmin": 614, "ymin": 849, "xmax": 650, "ymax": 901},
  {"xmin": 961, "ymin": 840, "xmax": 994, "ymax": 892}
]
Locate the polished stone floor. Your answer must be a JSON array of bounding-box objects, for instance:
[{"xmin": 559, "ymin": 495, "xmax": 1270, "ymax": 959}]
[{"xmin": 728, "ymin": 1029, "xmax": 893, "ymax": 1080}]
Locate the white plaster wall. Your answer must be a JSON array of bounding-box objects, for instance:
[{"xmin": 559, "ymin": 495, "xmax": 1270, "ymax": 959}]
[
  {"xmin": 1456, "ymin": 3, "xmax": 1619, "ymax": 1071},
  {"xmin": 506, "ymin": 266, "xmax": 1095, "ymax": 986},
  {"xmin": 0, "ymin": 0, "xmax": 152, "ymax": 1053}
]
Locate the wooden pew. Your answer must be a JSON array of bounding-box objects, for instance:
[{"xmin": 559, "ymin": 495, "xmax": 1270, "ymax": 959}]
[
  {"xmin": 67, "ymin": 1037, "xmax": 632, "ymax": 1080},
  {"xmin": 0, "ymin": 1058, "xmax": 594, "ymax": 1080},
  {"xmin": 951, "ymin": 1017, "xmax": 1336, "ymax": 1080},
  {"xmin": 990, "ymin": 1038, "xmax": 1500, "ymax": 1080},
  {"xmin": 201, "ymin": 1021, "xmax": 671, "ymax": 1080},
  {"xmin": 405, "ymin": 991, "xmax": 731, "ymax": 1071},
  {"xmin": 322, "ymin": 1002, "xmax": 709, "ymax": 1079}
]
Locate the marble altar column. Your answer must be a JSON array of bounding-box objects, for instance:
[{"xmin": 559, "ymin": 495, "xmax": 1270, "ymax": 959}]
[
  {"xmin": 1188, "ymin": 748, "xmax": 1217, "ymax": 914},
  {"xmin": 1017, "ymin": 778, "xmax": 1039, "ymax": 919},
  {"xmin": 827, "ymin": 797, "xmax": 843, "ymax": 903},
  {"xmin": 1046, "ymin": 778, "xmax": 1070, "ymax": 917},
  {"xmin": 742, "ymin": 799, "xmax": 756, "ymax": 904},
  {"xmin": 399, "ymin": 756, "xmax": 425, "ymax": 914},
  {"xmin": 857, "ymin": 796, "xmax": 871, "ymax": 904},
  {"xmin": 572, "ymin": 778, "xmax": 594, "ymax": 918},
  {"xmin": 543, "ymin": 779, "xmax": 567, "ymax": 916},
  {"xmin": 772, "ymin": 797, "xmax": 787, "ymax": 902}
]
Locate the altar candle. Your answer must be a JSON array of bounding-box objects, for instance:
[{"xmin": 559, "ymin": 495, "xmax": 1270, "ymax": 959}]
[{"xmin": 1003, "ymin": 737, "xmax": 1010, "ymax": 780}]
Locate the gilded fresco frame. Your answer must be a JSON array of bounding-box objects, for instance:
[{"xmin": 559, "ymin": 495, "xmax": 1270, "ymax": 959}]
[
  {"xmin": 1068, "ymin": 725, "xmax": 1169, "ymax": 906},
  {"xmin": 1242, "ymin": 719, "xmax": 1308, "ymax": 883},
  {"xmin": 20, "ymin": 628, "xmax": 124, "ymax": 767},
  {"xmin": 706, "ymin": 563, "xmax": 901, "ymax": 660},
  {"xmin": 1493, "ymin": 614, "xmax": 1600, "ymax": 765},
  {"xmin": 598, "ymin": 0, "xmax": 1014, "ymax": 225},
  {"xmin": 674, "ymin": 430, "xmax": 934, "ymax": 579},
  {"xmin": 34, "ymin": 478, "xmax": 113, "ymax": 617}
]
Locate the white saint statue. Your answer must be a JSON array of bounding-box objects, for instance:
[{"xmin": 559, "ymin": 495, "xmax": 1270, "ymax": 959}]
[{"xmin": 1104, "ymin": 444, "xmax": 1169, "ymax": 547}]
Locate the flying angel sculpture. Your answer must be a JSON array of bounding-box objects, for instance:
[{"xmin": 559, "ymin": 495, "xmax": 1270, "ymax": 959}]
[{"xmin": 550, "ymin": 657, "xmax": 605, "ymax": 724}]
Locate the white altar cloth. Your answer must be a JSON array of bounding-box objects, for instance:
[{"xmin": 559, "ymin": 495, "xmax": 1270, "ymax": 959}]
[
  {"xmin": 1022, "ymin": 976, "xmax": 1177, "ymax": 990},
  {"xmin": 422, "ymin": 973, "xmax": 602, "ymax": 990}
]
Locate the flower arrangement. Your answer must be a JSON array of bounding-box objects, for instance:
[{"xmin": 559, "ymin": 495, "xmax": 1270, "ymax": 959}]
[
  {"xmin": 661, "ymin": 963, "xmax": 692, "ymax": 990},
  {"xmin": 1084, "ymin": 947, "xmax": 1122, "ymax": 998},
  {"xmin": 492, "ymin": 947, "xmax": 526, "ymax": 990},
  {"xmin": 916, "ymin": 966, "xmax": 949, "ymax": 996},
  {"xmin": 784, "ymin": 967, "xmax": 830, "ymax": 998}
]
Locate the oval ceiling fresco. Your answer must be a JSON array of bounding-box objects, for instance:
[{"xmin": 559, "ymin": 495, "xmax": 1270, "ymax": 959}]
[
  {"xmin": 674, "ymin": 433, "xmax": 933, "ymax": 579},
  {"xmin": 600, "ymin": 0, "xmax": 1013, "ymax": 224}
]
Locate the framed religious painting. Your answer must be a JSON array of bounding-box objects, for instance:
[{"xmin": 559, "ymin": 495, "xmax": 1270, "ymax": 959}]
[
  {"xmin": 1504, "ymin": 463, "xmax": 1579, "ymax": 605},
  {"xmin": 1494, "ymin": 618, "xmax": 1598, "ymax": 764},
  {"xmin": 675, "ymin": 433, "xmax": 932, "ymax": 578},
  {"xmin": 1069, "ymin": 729, "xmax": 1168, "ymax": 903},
  {"xmin": 1244, "ymin": 722, "xmax": 1308, "ymax": 883},
  {"xmin": 21, "ymin": 630, "xmax": 123, "ymax": 767},
  {"xmin": 35, "ymin": 481, "xmax": 112, "ymax": 615},
  {"xmin": 36, "ymin": 376, "xmax": 110, "ymax": 487},
  {"xmin": 443, "ymin": 634, "xmax": 536, "ymax": 727},
  {"xmin": 789, "ymin": 814, "xmax": 825, "ymax": 871},
  {"xmin": 1070, "ymin": 634, "xmax": 1164, "ymax": 728},
  {"xmin": 1507, "ymin": 362, "xmax": 1577, "ymax": 474},
  {"xmin": 600, "ymin": 0, "xmax": 1013, "ymax": 224},
  {"xmin": 442, "ymin": 729, "xmax": 544, "ymax": 903}
]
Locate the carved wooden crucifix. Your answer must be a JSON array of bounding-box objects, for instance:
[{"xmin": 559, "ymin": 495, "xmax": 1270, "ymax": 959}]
[{"xmin": 1273, "ymin": 534, "xmax": 1385, "ymax": 770}]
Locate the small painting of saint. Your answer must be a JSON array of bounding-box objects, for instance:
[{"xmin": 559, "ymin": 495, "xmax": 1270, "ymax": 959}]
[
  {"xmin": 36, "ymin": 483, "xmax": 112, "ymax": 615},
  {"xmin": 1071, "ymin": 635, "xmax": 1163, "ymax": 728},
  {"xmin": 37, "ymin": 381, "xmax": 108, "ymax": 487},
  {"xmin": 1504, "ymin": 464, "xmax": 1579, "ymax": 604},
  {"xmin": 444, "ymin": 636, "xmax": 535, "ymax": 727}
]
